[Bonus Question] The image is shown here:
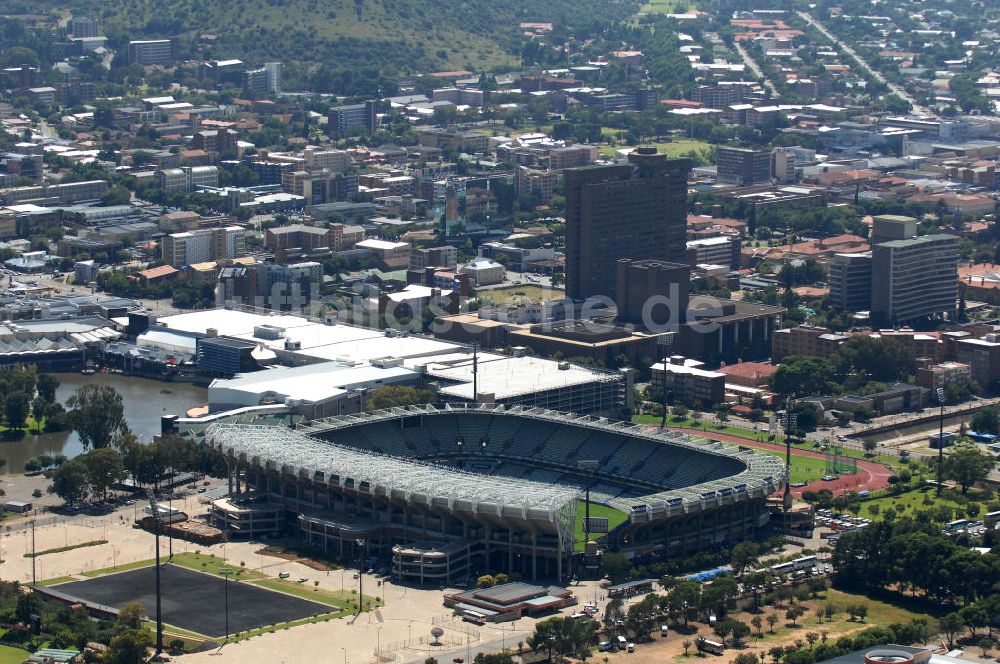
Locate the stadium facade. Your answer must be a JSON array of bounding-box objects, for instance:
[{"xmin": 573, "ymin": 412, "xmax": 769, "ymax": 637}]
[{"xmin": 205, "ymin": 404, "xmax": 784, "ymax": 584}]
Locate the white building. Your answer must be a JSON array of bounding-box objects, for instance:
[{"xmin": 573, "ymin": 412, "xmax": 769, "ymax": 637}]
[{"xmin": 460, "ymin": 257, "xmax": 505, "ymax": 286}]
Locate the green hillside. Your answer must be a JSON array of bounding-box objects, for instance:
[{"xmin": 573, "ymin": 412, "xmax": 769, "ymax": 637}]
[{"xmin": 17, "ymin": 0, "xmax": 638, "ymax": 82}]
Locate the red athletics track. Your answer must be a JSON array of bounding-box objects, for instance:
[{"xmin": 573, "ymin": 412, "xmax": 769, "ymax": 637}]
[{"xmin": 642, "ymin": 426, "xmax": 895, "ymax": 498}]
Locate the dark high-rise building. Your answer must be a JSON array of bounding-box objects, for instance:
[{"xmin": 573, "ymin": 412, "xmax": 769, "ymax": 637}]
[
  {"xmin": 615, "ymin": 258, "xmax": 690, "ymax": 329},
  {"xmin": 564, "ymin": 147, "xmax": 690, "ymax": 301},
  {"xmin": 716, "ymin": 147, "xmax": 772, "ymax": 186}
]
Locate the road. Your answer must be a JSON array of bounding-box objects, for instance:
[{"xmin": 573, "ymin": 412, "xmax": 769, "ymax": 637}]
[
  {"xmin": 733, "ymin": 41, "xmax": 780, "ymax": 98},
  {"xmin": 797, "ymin": 11, "xmax": 930, "ymax": 115}
]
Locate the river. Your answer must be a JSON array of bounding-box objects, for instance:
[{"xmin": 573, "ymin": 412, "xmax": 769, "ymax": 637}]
[{"xmin": 0, "ymin": 373, "xmax": 207, "ymax": 474}]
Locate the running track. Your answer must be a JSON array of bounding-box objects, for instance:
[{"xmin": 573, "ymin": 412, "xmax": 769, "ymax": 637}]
[{"xmin": 642, "ymin": 426, "xmax": 894, "ymax": 498}]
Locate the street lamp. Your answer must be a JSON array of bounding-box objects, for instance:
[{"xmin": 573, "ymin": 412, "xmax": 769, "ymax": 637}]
[
  {"xmin": 356, "ymin": 538, "xmax": 366, "ymax": 614},
  {"xmin": 937, "ymin": 387, "xmax": 946, "ymax": 496},
  {"xmin": 220, "ymin": 565, "xmax": 240, "ymax": 642}
]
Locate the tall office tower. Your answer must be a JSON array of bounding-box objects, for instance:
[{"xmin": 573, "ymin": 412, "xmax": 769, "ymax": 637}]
[
  {"xmin": 871, "ymin": 234, "xmax": 958, "ymax": 325},
  {"xmin": 564, "ymin": 147, "xmax": 690, "ymax": 301},
  {"xmin": 828, "ymin": 252, "xmax": 872, "ymax": 311}
]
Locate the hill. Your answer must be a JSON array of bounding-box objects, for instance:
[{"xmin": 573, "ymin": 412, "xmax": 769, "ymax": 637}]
[{"xmin": 16, "ymin": 0, "xmax": 638, "ymax": 87}]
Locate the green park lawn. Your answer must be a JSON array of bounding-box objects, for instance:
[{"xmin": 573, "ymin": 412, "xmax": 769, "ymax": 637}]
[
  {"xmin": 476, "ymin": 285, "xmax": 562, "ymax": 306},
  {"xmin": 735, "ymin": 587, "xmax": 938, "ymax": 648},
  {"xmin": 854, "ymin": 486, "xmax": 989, "ymax": 520},
  {"xmin": 598, "ymin": 139, "xmax": 713, "ymax": 160},
  {"xmin": 0, "ymin": 645, "xmax": 30, "ymax": 664},
  {"xmin": 636, "ymin": 0, "xmax": 693, "ymax": 15}
]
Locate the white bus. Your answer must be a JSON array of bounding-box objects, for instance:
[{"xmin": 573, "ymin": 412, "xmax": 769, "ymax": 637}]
[
  {"xmin": 697, "ymin": 638, "xmax": 725, "ymax": 655},
  {"xmin": 770, "ymin": 555, "xmax": 818, "ymax": 575}
]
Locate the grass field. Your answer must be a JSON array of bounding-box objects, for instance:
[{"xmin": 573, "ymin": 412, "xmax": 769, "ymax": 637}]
[
  {"xmin": 0, "ymin": 645, "xmax": 31, "ymax": 664},
  {"xmin": 598, "ymin": 139, "xmax": 713, "ymax": 160},
  {"xmin": 730, "ymin": 587, "xmax": 938, "ymax": 650},
  {"xmin": 575, "ymin": 500, "xmax": 630, "ymax": 551},
  {"xmin": 854, "ymin": 486, "xmax": 987, "ymax": 520},
  {"xmin": 476, "ymin": 285, "xmax": 562, "ymax": 306},
  {"xmin": 636, "ymin": 0, "xmax": 693, "ymax": 15},
  {"xmin": 250, "ymin": 579, "xmax": 379, "ymax": 611},
  {"xmin": 168, "ymin": 552, "xmax": 267, "ymax": 580},
  {"xmin": 632, "ymin": 415, "xmax": 850, "ymax": 485}
]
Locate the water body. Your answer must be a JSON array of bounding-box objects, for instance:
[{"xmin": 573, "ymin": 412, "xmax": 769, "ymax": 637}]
[{"xmin": 0, "ymin": 373, "xmax": 207, "ymax": 473}]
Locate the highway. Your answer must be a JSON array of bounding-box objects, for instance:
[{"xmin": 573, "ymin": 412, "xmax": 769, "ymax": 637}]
[{"xmin": 797, "ymin": 11, "xmax": 931, "ymax": 116}]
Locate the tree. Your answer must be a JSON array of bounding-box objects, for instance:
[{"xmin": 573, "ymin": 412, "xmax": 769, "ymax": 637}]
[
  {"xmin": 730, "ymin": 541, "xmax": 760, "ymax": 576},
  {"xmin": 66, "ymin": 385, "xmax": 129, "ymax": 450},
  {"xmin": 823, "ymin": 603, "xmax": 837, "ymax": 623},
  {"xmin": 363, "ymin": 386, "xmax": 436, "ymax": 411},
  {"xmin": 979, "ymin": 637, "xmax": 996, "ymax": 658},
  {"xmin": 767, "ymin": 613, "xmax": 779, "ymax": 633},
  {"xmin": 35, "ymin": 374, "xmax": 59, "ymax": 403},
  {"xmin": 713, "ymin": 619, "xmax": 734, "ymax": 645},
  {"xmin": 944, "ymin": 444, "xmax": 995, "ymax": 494},
  {"xmin": 941, "ymin": 613, "xmax": 965, "ymax": 649},
  {"xmin": 734, "ymin": 654, "xmax": 759, "ymax": 664},
  {"xmin": 602, "ymin": 552, "xmax": 631, "ymax": 583},
  {"xmin": 769, "ymin": 647, "xmax": 784, "ymax": 664},
  {"xmin": 106, "ymin": 628, "xmax": 151, "ymax": 664},
  {"xmin": 772, "ymin": 356, "xmax": 838, "ymax": 396},
  {"xmin": 50, "ymin": 458, "xmax": 88, "ymax": 504},
  {"xmin": 82, "ymin": 448, "xmax": 124, "ymax": 502},
  {"xmin": 960, "ymin": 603, "xmax": 988, "ymax": 638},
  {"xmin": 786, "ymin": 605, "xmax": 805, "ymax": 627},
  {"xmin": 971, "ymin": 407, "xmax": 999, "ymax": 435},
  {"xmin": 476, "ymin": 575, "xmax": 496, "ymax": 588},
  {"xmin": 4, "ymin": 391, "xmax": 29, "ymax": 430},
  {"xmin": 683, "ymin": 640, "xmax": 692, "ymax": 655},
  {"xmin": 752, "ymin": 615, "xmax": 764, "ymax": 636},
  {"xmin": 730, "ymin": 621, "xmax": 751, "ymax": 646}
]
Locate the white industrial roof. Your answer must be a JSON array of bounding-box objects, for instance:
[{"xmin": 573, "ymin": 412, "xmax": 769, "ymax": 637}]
[
  {"xmin": 296, "ymin": 335, "xmax": 462, "ymax": 364},
  {"xmin": 356, "ymin": 238, "xmax": 409, "ymax": 251},
  {"xmin": 209, "ymin": 362, "xmax": 416, "ymax": 405},
  {"xmin": 157, "ymin": 310, "xmax": 314, "ymax": 337},
  {"xmin": 425, "ymin": 354, "xmax": 618, "ymax": 400}
]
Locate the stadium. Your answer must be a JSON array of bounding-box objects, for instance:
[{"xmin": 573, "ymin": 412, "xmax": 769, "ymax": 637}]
[{"xmin": 205, "ymin": 404, "xmax": 785, "ymax": 585}]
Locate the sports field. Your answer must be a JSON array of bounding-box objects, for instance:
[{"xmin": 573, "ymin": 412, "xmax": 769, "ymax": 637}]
[
  {"xmin": 575, "ymin": 500, "xmax": 630, "ymax": 551},
  {"xmin": 52, "ymin": 564, "xmax": 332, "ymax": 638}
]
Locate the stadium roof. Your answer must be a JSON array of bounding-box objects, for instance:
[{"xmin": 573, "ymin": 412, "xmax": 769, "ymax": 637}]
[
  {"xmin": 206, "ymin": 404, "xmax": 784, "ymax": 524},
  {"xmin": 208, "ymin": 418, "xmax": 580, "ymax": 523}
]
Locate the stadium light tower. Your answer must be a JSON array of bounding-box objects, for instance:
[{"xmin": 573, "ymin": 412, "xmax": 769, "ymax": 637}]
[
  {"xmin": 578, "ymin": 460, "xmax": 599, "ymax": 543},
  {"xmin": 936, "ymin": 387, "xmax": 946, "ymax": 496},
  {"xmin": 657, "ymin": 335, "xmax": 672, "ymax": 429},
  {"xmin": 146, "ymin": 490, "xmax": 163, "ymax": 656}
]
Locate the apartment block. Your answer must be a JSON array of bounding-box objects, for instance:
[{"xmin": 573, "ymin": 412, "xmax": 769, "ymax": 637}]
[
  {"xmin": 127, "ymin": 38, "xmax": 180, "ymax": 65},
  {"xmin": 871, "ymin": 234, "xmax": 958, "ymax": 325},
  {"xmin": 162, "ymin": 226, "xmax": 246, "ymax": 267},
  {"xmin": 155, "ymin": 166, "xmax": 219, "ymax": 193}
]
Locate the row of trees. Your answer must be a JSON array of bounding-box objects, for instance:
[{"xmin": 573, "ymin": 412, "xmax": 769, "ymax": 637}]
[
  {"xmin": 0, "ymin": 367, "xmax": 64, "ymax": 433},
  {"xmin": 49, "ymin": 433, "xmax": 224, "ymax": 505},
  {"xmin": 832, "ymin": 515, "xmax": 1000, "ymax": 604}
]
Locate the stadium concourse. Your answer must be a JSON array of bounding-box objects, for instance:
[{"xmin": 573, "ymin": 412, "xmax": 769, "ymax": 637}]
[{"xmin": 199, "ymin": 403, "xmax": 785, "ymax": 586}]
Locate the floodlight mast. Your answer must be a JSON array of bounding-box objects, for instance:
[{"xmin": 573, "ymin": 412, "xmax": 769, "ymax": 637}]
[{"xmin": 147, "ymin": 490, "xmax": 163, "ymax": 656}]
